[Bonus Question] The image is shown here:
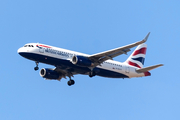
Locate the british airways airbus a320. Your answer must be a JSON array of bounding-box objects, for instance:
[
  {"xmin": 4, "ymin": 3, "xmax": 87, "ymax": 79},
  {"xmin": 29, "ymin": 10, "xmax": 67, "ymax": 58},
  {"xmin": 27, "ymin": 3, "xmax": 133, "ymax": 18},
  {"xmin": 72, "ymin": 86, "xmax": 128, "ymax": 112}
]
[{"xmin": 18, "ymin": 33, "xmax": 163, "ymax": 86}]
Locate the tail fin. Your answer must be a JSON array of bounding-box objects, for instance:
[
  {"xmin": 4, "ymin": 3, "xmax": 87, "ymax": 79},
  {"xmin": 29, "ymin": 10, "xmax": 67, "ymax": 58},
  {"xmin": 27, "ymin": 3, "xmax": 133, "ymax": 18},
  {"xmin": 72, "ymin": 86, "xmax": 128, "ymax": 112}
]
[{"xmin": 125, "ymin": 43, "xmax": 147, "ymax": 68}]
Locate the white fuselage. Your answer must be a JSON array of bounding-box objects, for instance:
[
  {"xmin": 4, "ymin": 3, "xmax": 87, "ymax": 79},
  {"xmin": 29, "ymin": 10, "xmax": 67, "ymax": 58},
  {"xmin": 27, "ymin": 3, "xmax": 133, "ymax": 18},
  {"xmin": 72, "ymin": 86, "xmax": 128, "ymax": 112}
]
[{"xmin": 18, "ymin": 43, "xmax": 147, "ymax": 79}]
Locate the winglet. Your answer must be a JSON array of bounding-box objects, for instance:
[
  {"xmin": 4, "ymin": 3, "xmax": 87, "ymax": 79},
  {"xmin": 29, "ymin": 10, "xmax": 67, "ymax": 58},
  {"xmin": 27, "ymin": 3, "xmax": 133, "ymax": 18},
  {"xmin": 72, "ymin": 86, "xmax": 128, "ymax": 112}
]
[
  {"xmin": 136, "ymin": 32, "xmax": 150, "ymax": 45},
  {"xmin": 143, "ymin": 32, "xmax": 150, "ymax": 42}
]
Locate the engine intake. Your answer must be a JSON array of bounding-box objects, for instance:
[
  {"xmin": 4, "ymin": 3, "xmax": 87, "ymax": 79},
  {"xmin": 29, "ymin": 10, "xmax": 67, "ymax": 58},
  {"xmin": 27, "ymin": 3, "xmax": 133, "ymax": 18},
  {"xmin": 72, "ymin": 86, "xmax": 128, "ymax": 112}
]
[
  {"xmin": 71, "ymin": 55, "xmax": 94, "ymax": 67},
  {"xmin": 40, "ymin": 68, "xmax": 60, "ymax": 79}
]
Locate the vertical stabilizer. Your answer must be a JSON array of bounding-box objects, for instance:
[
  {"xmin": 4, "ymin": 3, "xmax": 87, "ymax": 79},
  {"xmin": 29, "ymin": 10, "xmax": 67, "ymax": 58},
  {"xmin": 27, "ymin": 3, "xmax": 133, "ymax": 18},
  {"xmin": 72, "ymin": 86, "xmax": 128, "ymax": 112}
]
[{"xmin": 125, "ymin": 43, "xmax": 147, "ymax": 68}]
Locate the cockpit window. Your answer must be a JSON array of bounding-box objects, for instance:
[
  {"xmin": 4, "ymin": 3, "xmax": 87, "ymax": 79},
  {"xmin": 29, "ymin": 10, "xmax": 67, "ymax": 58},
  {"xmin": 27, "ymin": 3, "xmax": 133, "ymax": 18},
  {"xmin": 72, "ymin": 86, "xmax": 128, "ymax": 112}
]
[{"xmin": 24, "ymin": 45, "xmax": 34, "ymax": 47}]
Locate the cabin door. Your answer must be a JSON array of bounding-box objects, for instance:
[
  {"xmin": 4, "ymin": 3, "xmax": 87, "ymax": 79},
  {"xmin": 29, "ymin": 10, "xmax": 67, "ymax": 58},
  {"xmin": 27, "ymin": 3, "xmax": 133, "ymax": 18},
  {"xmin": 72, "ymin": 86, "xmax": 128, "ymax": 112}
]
[{"xmin": 125, "ymin": 66, "xmax": 130, "ymax": 74}]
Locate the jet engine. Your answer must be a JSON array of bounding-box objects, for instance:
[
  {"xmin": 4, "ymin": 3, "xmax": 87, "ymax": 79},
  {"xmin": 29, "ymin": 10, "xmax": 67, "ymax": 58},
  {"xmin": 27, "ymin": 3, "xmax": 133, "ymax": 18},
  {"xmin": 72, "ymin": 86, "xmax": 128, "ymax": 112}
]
[
  {"xmin": 71, "ymin": 55, "xmax": 94, "ymax": 67},
  {"xmin": 40, "ymin": 68, "xmax": 61, "ymax": 80}
]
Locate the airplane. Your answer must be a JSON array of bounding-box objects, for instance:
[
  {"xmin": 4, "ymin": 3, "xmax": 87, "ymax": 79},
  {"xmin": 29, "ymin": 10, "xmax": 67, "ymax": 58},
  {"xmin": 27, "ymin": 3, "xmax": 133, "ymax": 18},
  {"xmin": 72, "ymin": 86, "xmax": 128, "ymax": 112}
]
[{"xmin": 17, "ymin": 32, "xmax": 163, "ymax": 86}]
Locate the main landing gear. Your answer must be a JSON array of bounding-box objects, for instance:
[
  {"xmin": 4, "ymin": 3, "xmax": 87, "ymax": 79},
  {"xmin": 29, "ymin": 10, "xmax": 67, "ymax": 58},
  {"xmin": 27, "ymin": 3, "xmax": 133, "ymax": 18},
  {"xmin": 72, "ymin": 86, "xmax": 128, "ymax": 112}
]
[
  {"xmin": 67, "ymin": 79, "xmax": 75, "ymax": 86},
  {"xmin": 89, "ymin": 71, "xmax": 96, "ymax": 78},
  {"xmin": 34, "ymin": 61, "xmax": 39, "ymax": 71}
]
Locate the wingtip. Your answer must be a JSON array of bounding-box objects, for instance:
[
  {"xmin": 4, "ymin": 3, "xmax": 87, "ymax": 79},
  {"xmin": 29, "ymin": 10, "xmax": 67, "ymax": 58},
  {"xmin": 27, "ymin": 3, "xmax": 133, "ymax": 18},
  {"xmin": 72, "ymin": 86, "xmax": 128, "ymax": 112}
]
[
  {"xmin": 143, "ymin": 32, "xmax": 150, "ymax": 42},
  {"xmin": 159, "ymin": 64, "xmax": 164, "ymax": 66},
  {"xmin": 144, "ymin": 32, "xmax": 150, "ymax": 42}
]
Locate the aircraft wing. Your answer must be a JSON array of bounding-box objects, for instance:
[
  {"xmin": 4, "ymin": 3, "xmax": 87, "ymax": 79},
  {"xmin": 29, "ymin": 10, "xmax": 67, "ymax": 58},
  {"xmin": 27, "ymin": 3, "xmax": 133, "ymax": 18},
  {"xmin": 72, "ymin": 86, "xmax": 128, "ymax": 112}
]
[{"xmin": 88, "ymin": 32, "xmax": 150, "ymax": 65}]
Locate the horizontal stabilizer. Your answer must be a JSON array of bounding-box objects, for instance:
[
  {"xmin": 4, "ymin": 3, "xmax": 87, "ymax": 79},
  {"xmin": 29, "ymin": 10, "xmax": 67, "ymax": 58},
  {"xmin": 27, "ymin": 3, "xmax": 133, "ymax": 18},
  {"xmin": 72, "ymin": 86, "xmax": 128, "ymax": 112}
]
[{"xmin": 136, "ymin": 64, "xmax": 163, "ymax": 73}]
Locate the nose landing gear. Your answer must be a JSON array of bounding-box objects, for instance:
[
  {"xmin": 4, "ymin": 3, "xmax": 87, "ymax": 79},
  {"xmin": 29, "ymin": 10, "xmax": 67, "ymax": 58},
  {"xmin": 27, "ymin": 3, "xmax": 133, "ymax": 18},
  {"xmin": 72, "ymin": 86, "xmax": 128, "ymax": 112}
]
[{"xmin": 34, "ymin": 61, "xmax": 39, "ymax": 71}]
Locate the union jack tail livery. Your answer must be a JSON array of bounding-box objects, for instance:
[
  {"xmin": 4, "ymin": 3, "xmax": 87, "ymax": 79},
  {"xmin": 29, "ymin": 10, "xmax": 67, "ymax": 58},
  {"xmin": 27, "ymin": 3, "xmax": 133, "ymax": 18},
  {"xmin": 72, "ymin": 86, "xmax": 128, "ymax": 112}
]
[{"xmin": 125, "ymin": 43, "xmax": 147, "ymax": 68}]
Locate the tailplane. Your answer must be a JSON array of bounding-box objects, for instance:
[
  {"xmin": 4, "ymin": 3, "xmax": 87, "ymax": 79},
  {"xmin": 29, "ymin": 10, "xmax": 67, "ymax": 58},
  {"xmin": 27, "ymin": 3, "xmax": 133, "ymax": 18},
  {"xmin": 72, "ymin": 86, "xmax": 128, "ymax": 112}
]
[
  {"xmin": 136, "ymin": 64, "xmax": 163, "ymax": 77},
  {"xmin": 136, "ymin": 64, "xmax": 163, "ymax": 73},
  {"xmin": 125, "ymin": 43, "xmax": 147, "ymax": 68}
]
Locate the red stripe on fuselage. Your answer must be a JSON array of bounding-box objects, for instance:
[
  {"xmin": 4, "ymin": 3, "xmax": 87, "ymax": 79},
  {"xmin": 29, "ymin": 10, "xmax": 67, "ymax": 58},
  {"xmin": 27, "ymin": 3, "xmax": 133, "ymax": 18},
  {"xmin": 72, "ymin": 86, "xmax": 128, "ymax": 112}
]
[
  {"xmin": 38, "ymin": 45, "xmax": 51, "ymax": 48},
  {"xmin": 127, "ymin": 61, "xmax": 141, "ymax": 68},
  {"xmin": 133, "ymin": 47, "xmax": 147, "ymax": 56}
]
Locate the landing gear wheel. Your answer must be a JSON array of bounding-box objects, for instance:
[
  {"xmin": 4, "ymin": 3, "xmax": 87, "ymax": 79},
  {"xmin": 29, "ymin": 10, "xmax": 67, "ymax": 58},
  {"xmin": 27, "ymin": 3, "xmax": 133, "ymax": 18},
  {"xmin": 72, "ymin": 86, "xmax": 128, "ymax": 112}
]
[
  {"xmin": 67, "ymin": 80, "xmax": 75, "ymax": 86},
  {"xmin": 34, "ymin": 61, "xmax": 39, "ymax": 71},
  {"xmin": 89, "ymin": 74, "xmax": 93, "ymax": 78},
  {"xmin": 89, "ymin": 71, "xmax": 96, "ymax": 78},
  {"xmin": 34, "ymin": 66, "xmax": 39, "ymax": 71}
]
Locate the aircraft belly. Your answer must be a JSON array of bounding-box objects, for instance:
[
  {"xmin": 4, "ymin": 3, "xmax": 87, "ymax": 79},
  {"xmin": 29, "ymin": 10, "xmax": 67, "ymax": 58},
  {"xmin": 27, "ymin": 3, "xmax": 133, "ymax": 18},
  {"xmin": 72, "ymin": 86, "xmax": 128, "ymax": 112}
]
[
  {"xmin": 20, "ymin": 52, "xmax": 129, "ymax": 78},
  {"xmin": 19, "ymin": 52, "xmax": 90, "ymax": 73},
  {"xmin": 95, "ymin": 68, "xmax": 129, "ymax": 78}
]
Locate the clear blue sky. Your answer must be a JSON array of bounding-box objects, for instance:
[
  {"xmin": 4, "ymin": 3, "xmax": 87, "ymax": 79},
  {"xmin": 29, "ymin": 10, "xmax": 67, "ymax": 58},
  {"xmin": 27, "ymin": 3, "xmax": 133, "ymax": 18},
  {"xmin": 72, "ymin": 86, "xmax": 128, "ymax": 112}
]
[{"xmin": 1, "ymin": 0, "xmax": 179, "ymax": 120}]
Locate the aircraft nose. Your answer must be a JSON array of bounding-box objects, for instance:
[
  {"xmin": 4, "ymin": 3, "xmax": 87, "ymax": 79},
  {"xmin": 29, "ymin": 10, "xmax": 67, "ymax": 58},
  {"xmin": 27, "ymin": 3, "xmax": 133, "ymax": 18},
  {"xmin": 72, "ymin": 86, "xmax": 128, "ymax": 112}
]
[
  {"xmin": 17, "ymin": 47, "xmax": 22, "ymax": 54},
  {"xmin": 17, "ymin": 47, "xmax": 25, "ymax": 56}
]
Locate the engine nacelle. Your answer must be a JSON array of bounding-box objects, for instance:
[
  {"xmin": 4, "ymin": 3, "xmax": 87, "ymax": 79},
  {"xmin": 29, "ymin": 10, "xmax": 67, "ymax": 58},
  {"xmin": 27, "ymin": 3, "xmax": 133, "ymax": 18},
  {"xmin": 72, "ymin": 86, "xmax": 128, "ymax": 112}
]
[
  {"xmin": 71, "ymin": 55, "xmax": 94, "ymax": 67},
  {"xmin": 40, "ymin": 68, "xmax": 60, "ymax": 80}
]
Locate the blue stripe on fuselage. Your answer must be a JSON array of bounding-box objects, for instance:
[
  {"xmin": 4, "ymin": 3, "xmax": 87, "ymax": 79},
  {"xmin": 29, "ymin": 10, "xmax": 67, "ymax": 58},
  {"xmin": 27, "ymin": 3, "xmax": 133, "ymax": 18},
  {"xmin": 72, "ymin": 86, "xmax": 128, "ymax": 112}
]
[{"xmin": 19, "ymin": 52, "xmax": 129, "ymax": 78}]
